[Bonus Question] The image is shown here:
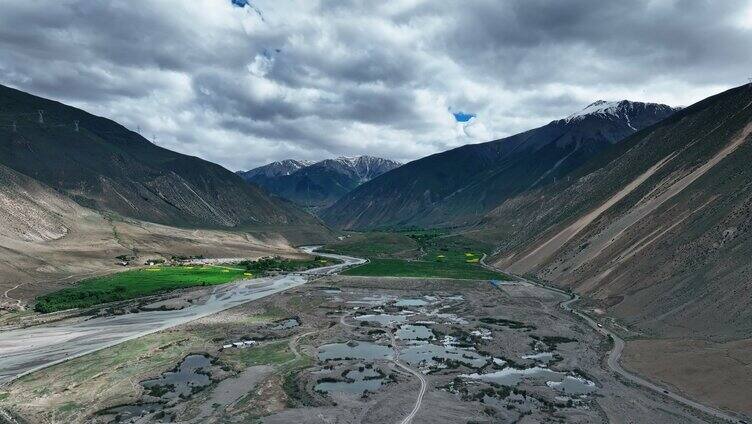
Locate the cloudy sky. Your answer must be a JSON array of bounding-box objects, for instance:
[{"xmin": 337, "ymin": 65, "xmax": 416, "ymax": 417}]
[{"xmin": 1, "ymin": 0, "xmax": 751, "ymax": 170}]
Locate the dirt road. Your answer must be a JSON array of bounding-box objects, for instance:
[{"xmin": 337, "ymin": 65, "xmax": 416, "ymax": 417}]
[
  {"xmin": 340, "ymin": 304, "xmax": 427, "ymax": 424},
  {"xmin": 560, "ymin": 295, "xmax": 743, "ymax": 423},
  {"xmin": 481, "ymin": 255, "xmax": 743, "ymax": 423}
]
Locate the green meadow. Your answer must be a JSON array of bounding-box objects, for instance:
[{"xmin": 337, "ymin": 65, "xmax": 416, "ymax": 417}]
[
  {"xmin": 35, "ymin": 256, "xmax": 335, "ymax": 313},
  {"xmin": 35, "ymin": 265, "xmax": 247, "ymax": 313},
  {"xmin": 327, "ymin": 230, "xmax": 511, "ymax": 280}
]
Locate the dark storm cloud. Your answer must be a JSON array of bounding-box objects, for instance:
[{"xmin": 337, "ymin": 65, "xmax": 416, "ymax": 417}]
[
  {"xmin": 427, "ymin": 0, "xmax": 752, "ymax": 86},
  {"xmin": 0, "ymin": 0, "xmax": 750, "ymax": 171}
]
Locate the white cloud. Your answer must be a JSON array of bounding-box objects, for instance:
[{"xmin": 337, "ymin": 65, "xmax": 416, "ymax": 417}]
[
  {"xmin": 462, "ymin": 118, "xmax": 493, "ymax": 141},
  {"xmin": 1, "ymin": 0, "xmax": 750, "ymax": 171}
]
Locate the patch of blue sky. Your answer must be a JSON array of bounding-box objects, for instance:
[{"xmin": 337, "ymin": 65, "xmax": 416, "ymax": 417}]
[{"xmin": 453, "ymin": 111, "xmax": 475, "ymax": 122}]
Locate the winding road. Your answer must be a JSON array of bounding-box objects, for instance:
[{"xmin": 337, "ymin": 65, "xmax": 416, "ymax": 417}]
[
  {"xmin": 0, "ymin": 247, "xmax": 364, "ymax": 386},
  {"xmin": 339, "ymin": 307, "xmax": 427, "ymax": 424},
  {"xmin": 384, "ymin": 318, "xmax": 427, "ymax": 424},
  {"xmin": 480, "ymin": 255, "xmax": 743, "ymax": 423},
  {"xmin": 392, "ymin": 339, "xmax": 427, "ymax": 424}
]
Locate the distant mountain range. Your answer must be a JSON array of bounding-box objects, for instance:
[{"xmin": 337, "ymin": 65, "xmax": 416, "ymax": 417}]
[
  {"xmin": 0, "ymin": 84, "xmax": 327, "ymax": 238},
  {"xmin": 238, "ymin": 156, "xmax": 401, "ymax": 210},
  {"xmin": 322, "ymin": 99, "xmax": 678, "ymax": 229},
  {"xmin": 240, "ymin": 159, "xmax": 315, "ymax": 179}
]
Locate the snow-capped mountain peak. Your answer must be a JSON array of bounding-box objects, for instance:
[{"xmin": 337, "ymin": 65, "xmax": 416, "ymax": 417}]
[
  {"xmin": 564, "ymin": 100, "xmax": 679, "ymax": 124},
  {"xmin": 238, "ymin": 159, "xmax": 313, "ymax": 178},
  {"xmin": 566, "ymin": 100, "xmax": 629, "ymax": 122},
  {"xmin": 238, "ymin": 155, "xmax": 402, "ymax": 209},
  {"xmin": 321, "ymin": 156, "xmax": 402, "ymax": 182}
]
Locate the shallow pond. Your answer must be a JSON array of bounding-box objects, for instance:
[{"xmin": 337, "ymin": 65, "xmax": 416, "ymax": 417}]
[
  {"xmin": 318, "ymin": 341, "xmax": 393, "ymax": 361},
  {"xmin": 355, "ymin": 314, "xmax": 407, "ymax": 325},
  {"xmin": 99, "ymin": 354, "xmax": 213, "ymax": 421},
  {"xmin": 463, "ymin": 367, "xmax": 597, "ymax": 395},
  {"xmin": 547, "ymin": 376, "xmax": 597, "ymax": 395},
  {"xmin": 347, "ymin": 294, "xmax": 396, "ymax": 306},
  {"xmin": 142, "ymin": 354, "xmax": 212, "ymax": 401},
  {"xmin": 395, "ymin": 298, "xmax": 428, "ymax": 307},
  {"xmin": 462, "ymin": 366, "xmax": 561, "ymax": 386},
  {"xmin": 424, "ymin": 311, "xmax": 469, "ymax": 325},
  {"xmin": 521, "ymin": 352, "xmax": 555, "ymax": 363},
  {"xmin": 315, "ymin": 367, "xmax": 384, "ymax": 395},
  {"xmin": 396, "ymin": 324, "xmax": 433, "ymax": 340},
  {"xmin": 399, "ymin": 343, "xmax": 488, "ymax": 368}
]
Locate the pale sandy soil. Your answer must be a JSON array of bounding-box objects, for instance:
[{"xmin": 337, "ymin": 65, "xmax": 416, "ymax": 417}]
[{"xmin": 622, "ymin": 338, "xmax": 752, "ymax": 417}]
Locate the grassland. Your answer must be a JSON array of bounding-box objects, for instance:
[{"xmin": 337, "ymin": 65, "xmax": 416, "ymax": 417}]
[
  {"xmin": 224, "ymin": 341, "xmax": 295, "ymax": 368},
  {"xmin": 319, "ymin": 232, "xmax": 419, "ymax": 258},
  {"xmin": 35, "ymin": 256, "xmax": 334, "ymax": 313},
  {"xmin": 342, "ymin": 258, "xmax": 503, "ymax": 279},
  {"xmin": 0, "ymin": 302, "xmax": 287, "ymax": 423},
  {"xmin": 328, "ymin": 231, "xmax": 510, "ymax": 280}
]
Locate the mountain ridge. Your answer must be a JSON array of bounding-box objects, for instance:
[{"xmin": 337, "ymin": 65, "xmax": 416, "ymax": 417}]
[
  {"xmin": 322, "ymin": 100, "xmax": 679, "ymax": 230},
  {"xmin": 238, "ymin": 155, "xmax": 401, "ymax": 209},
  {"xmin": 240, "ymin": 159, "xmax": 315, "ymax": 179},
  {"xmin": 478, "ymin": 84, "xmax": 752, "ymax": 338},
  {"xmin": 0, "ymin": 83, "xmax": 329, "ymax": 239}
]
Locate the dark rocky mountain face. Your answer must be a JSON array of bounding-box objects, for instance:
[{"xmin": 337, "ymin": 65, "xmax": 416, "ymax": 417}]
[
  {"xmin": 239, "ymin": 159, "xmax": 314, "ymax": 179},
  {"xmin": 322, "ymin": 100, "xmax": 678, "ymax": 230},
  {"xmin": 0, "ymin": 84, "xmax": 325, "ymax": 232},
  {"xmin": 239, "ymin": 156, "xmax": 401, "ymax": 210},
  {"xmin": 482, "ymin": 84, "xmax": 752, "ymax": 339}
]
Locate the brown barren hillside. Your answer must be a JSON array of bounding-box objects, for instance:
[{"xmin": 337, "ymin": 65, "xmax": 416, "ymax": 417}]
[
  {"xmin": 485, "ymin": 84, "xmax": 752, "ymax": 339},
  {"xmin": 473, "ymin": 84, "xmax": 752, "ymax": 416},
  {"xmin": 0, "ymin": 164, "xmax": 303, "ymax": 308},
  {"xmin": 0, "ymin": 84, "xmax": 329, "ymax": 236}
]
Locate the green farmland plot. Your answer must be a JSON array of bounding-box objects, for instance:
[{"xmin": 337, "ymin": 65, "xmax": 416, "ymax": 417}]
[
  {"xmin": 328, "ymin": 231, "xmax": 511, "ymax": 280},
  {"xmin": 319, "ymin": 232, "xmax": 419, "ymax": 258},
  {"xmin": 341, "ymin": 258, "xmax": 503, "ymax": 280},
  {"xmin": 35, "ymin": 255, "xmax": 341, "ymax": 313},
  {"xmin": 35, "ymin": 266, "xmax": 247, "ymax": 313}
]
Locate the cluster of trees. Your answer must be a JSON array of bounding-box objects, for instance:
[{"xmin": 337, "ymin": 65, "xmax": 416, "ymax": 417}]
[
  {"xmin": 238, "ymin": 256, "xmax": 333, "ymax": 276},
  {"xmin": 35, "ymin": 287, "xmax": 128, "ymax": 313}
]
